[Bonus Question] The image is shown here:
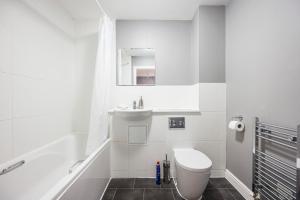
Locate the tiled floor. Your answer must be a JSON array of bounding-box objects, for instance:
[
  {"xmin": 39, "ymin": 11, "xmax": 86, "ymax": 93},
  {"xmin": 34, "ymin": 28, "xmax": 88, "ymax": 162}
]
[{"xmin": 102, "ymin": 178, "xmax": 245, "ymax": 200}]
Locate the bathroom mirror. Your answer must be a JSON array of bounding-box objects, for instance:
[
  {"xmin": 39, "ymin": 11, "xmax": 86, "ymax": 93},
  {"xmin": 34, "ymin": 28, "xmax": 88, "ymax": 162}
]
[{"xmin": 117, "ymin": 48, "xmax": 156, "ymax": 86}]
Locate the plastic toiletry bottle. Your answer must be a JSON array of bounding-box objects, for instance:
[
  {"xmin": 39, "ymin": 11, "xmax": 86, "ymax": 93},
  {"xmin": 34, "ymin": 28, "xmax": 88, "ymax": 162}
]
[
  {"xmin": 156, "ymin": 161, "xmax": 161, "ymax": 185},
  {"xmin": 138, "ymin": 96, "xmax": 144, "ymax": 109}
]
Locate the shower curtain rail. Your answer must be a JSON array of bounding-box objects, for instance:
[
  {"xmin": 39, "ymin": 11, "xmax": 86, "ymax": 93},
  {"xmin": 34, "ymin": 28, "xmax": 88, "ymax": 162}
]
[{"xmin": 253, "ymin": 117, "xmax": 298, "ymax": 200}]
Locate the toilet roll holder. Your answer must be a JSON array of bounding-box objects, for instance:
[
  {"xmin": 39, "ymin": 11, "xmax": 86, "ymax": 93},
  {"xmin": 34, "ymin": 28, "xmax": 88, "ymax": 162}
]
[
  {"xmin": 229, "ymin": 116, "xmax": 245, "ymax": 132},
  {"xmin": 232, "ymin": 115, "xmax": 243, "ymax": 121}
]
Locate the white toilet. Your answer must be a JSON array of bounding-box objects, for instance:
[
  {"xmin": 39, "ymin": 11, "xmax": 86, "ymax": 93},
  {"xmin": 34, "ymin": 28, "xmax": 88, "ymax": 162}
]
[{"xmin": 173, "ymin": 148, "xmax": 212, "ymax": 200}]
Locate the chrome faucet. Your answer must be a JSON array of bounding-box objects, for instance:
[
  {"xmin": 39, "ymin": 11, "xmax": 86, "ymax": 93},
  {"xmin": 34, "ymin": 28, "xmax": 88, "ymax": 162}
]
[{"xmin": 133, "ymin": 100, "xmax": 137, "ymax": 109}]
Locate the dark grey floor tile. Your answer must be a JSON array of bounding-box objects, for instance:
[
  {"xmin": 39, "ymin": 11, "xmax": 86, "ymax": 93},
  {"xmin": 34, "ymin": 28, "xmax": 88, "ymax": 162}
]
[
  {"xmin": 172, "ymin": 189, "xmax": 185, "ymax": 200},
  {"xmin": 161, "ymin": 179, "xmax": 175, "ymax": 188},
  {"xmin": 102, "ymin": 189, "xmax": 116, "ymax": 200},
  {"xmin": 108, "ymin": 179, "xmax": 135, "ymax": 188},
  {"xmin": 144, "ymin": 189, "xmax": 174, "ymax": 200},
  {"xmin": 228, "ymin": 189, "xmax": 245, "ymax": 200},
  {"xmin": 113, "ymin": 189, "xmax": 144, "ymax": 200},
  {"xmin": 134, "ymin": 178, "xmax": 160, "ymax": 188},
  {"xmin": 104, "ymin": 178, "xmax": 243, "ymax": 200},
  {"xmin": 207, "ymin": 178, "xmax": 234, "ymax": 189},
  {"xmin": 204, "ymin": 189, "xmax": 234, "ymax": 200},
  {"xmin": 172, "ymin": 188, "xmax": 206, "ymax": 200}
]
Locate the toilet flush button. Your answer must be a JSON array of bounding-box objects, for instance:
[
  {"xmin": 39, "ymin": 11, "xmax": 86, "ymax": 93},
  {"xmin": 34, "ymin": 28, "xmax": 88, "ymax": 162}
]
[{"xmin": 169, "ymin": 117, "xmax": 185, "ymax": 129}]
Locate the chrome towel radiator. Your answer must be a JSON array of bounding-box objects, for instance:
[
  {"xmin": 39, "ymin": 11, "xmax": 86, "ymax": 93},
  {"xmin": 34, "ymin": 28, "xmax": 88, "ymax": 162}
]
[{"xmin": 253, "ymin": 117, "xmax": 299, "ymax": 200}]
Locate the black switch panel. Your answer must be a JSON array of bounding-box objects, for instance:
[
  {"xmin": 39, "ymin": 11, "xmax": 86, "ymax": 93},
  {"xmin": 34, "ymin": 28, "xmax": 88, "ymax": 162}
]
[{"xmin": 169, "ymin": 117, "xmax": 185, "ymax": 129}]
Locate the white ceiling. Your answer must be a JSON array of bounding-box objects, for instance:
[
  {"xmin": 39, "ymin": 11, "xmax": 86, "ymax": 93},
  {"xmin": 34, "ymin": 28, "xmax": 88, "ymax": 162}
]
[
  {"xmin": 99, "ymin": 0, "xmax": 230, "ymax": 20},
  {"xmin": 58, "ymin": 0, "xmax": 102, "ymax": 20},
  {"xmin": 57, "ymin": 0, "xmax": 230, "ymax": 20}
]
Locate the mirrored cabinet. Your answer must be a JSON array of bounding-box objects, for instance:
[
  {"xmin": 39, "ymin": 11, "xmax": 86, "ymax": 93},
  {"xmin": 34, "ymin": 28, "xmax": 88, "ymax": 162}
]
[{"xmin": 117, "ymin": 48, "xmax": 156, "ymax": 86}]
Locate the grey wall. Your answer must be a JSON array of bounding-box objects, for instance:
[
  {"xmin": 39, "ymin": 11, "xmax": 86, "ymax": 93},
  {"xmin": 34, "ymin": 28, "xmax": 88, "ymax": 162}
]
[
  {"xmin": 226, "ymin": 0, "xmax": 300, "ymax": 188},
  {"xmin": 116, "ymin": 20, "xmax": 193, "ymax": 85},
  {"xmin": 191, "ymin": 8, "xmax": 200, "ymax": 83},
  {"xmin": 198, "ymin": 6, "xmax": 225, "ymax": 83}
]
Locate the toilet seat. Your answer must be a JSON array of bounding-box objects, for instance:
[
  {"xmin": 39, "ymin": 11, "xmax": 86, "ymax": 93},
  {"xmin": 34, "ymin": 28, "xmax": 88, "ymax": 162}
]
[{"xmin": 174, "ymin": 149, "xmax": 212, "ymax": 172}]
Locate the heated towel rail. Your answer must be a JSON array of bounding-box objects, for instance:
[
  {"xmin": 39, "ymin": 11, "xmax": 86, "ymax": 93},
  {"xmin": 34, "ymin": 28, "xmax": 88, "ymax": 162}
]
[{"xmin": 253, "ymin": 117, "xmax": 300, "ymax": 200}]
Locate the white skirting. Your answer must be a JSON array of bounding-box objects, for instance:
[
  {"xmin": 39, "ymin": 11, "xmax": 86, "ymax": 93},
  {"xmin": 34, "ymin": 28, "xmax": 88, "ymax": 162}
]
[{"xmin": 225, "ymin": 169, "xmax": 254, "ymax": 200}]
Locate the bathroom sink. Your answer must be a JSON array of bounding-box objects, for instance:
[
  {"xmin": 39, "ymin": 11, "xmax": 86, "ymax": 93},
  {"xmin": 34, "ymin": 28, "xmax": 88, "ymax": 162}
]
[{"xmin": 113, "ymin": 108, "xmax": 152, "ymax": 120}]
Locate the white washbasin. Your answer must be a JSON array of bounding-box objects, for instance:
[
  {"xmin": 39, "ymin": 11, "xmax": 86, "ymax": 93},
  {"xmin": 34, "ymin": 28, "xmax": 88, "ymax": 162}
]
[{"xmin": 113, "ymin": 108, "xmax": 152, "ymax": 120}]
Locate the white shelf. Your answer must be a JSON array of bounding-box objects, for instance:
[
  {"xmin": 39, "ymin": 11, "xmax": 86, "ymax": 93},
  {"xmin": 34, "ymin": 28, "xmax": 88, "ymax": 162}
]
[
  {"xmin": 152, "ymin": 108, "xmax": 201, "ymax": 115},
  {"xmin": 109, "ymin": 108, "xmax": 201, "ymax": 115}
]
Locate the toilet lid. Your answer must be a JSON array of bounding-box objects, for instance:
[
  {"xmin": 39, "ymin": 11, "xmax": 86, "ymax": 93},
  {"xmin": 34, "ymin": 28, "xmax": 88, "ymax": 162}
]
[{"xmin": 174, "ymin": 149, "xmax": 212, "ymax": 172}]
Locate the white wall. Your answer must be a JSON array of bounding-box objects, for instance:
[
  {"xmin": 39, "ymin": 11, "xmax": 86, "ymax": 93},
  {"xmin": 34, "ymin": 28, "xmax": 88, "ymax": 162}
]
[
  {"xmin": 72, "ymin": 34, "xmax": 98, "ymax": 134},
  {"xmin": 0, "ymin": 0, "xmax": 74, "ymax": 163},
  {"xmin": 111, "ymin": 84, "xmax": 199, "ymax": 110},
  {"xmin": 110, "ymin": 83, "xmax": 226, "ymax": 178},
  {"xmin": 0, "ymin": 0, "xmax": 100, "ymax": 164},
  {"xmin": 74, "ymin": 19, "xmax": 99, "ymax": 38},
  {"xmin": 21, "ymin": 1, "xmax": 100, "ymax": 39},
  {"xmin": 21, "ymin": 0, "xmax": 75, "ymax": 37}
]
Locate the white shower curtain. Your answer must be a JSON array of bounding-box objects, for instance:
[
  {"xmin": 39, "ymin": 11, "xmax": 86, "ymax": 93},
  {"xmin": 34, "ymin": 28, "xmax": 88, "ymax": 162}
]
[{"xmin": 86, "ymin": 14, "xmax": 114, "ymax": 155}]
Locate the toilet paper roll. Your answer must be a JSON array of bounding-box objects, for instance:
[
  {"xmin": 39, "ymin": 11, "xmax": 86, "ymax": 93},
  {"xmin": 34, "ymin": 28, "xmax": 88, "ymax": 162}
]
[
  {"xmin": 235, "ymin": 121, "xmax": 245, "ymax": 132},
  {"xmin": 228, "ymin": 120, "xmax": 245, "ymax": 132},
  {"xmin": 228, "ymin": 120, "xmax": 238, "ymax": 130}
]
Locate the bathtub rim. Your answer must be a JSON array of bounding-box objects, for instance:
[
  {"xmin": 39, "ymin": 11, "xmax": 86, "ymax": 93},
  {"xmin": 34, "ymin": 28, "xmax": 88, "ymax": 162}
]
[
  {"xmin": 41, "ymin": 138, "xmax": 111, "ymax": 200},
  {"xmin": 0, "ymin": 135, "xmax": 74, "ymax": 171}
]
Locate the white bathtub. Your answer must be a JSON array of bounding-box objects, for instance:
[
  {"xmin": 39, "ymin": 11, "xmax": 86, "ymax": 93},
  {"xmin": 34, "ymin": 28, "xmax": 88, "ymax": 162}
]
[{"xmin": 0, "ymin": 134, "xmax": 111, "ymax": 200}]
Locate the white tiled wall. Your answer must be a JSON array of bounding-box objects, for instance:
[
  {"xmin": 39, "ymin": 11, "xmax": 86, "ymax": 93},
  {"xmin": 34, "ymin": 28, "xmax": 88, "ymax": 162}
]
[
  {"xmin": 111, "ymin": 84, "xmax": 199, "ymax": 110},
  {"xmin": 0, "ymin": 121, "xmax": 12, "ymax": 164},
  {"xmin": 71, "ymin": 34, "xmax": 98, "ymax": 134},
  {"xmin": 0, "ymin": 0, "xmax": 74, "ymax": 163},
  {"xmin": 110, "ymin": 83, "xmax": 227, "ymax": 178}
]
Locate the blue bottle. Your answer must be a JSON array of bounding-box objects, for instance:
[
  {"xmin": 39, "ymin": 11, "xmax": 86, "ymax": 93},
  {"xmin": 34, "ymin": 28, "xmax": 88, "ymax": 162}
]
[{"xmin": 156, "ymin": 161, "xmax": 161, "ymax": 185}]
